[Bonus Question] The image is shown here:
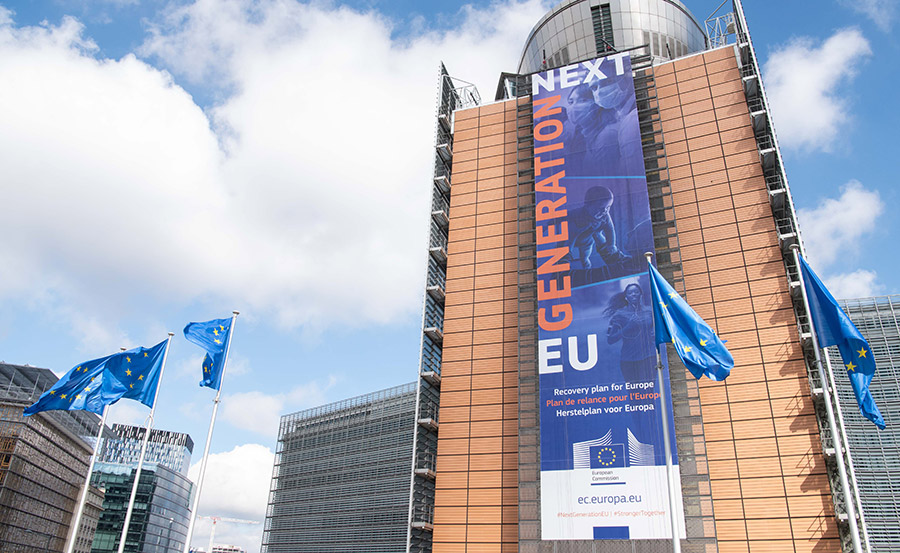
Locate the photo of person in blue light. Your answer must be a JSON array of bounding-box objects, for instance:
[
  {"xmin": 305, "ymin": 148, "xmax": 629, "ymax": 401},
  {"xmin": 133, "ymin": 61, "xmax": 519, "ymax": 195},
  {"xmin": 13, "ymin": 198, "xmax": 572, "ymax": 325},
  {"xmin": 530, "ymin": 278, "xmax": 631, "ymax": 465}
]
[
  {"xmin": 590, "ymin": 76, "xmax": 637, "ymax": 121},
  {"xmin": 604, "ymin": 281, "xmax": 656, "ymax": 382},
  {"xmin": 564, "ymin": 80, "xmax": 643, "ymax": 178},
  {"xmin": 570, "ymin": 185, "xmax": 630, "ymax": 270}
]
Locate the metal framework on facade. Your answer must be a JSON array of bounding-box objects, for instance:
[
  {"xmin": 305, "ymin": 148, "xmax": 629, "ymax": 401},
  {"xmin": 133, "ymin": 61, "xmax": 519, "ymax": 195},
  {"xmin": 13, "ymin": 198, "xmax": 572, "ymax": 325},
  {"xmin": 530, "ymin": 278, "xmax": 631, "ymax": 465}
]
[
  {"xmin": 263, "ymin": 383, "xmax": 418, "ymax": 553},
  {"xmin": 730, "ymin": 1, "xmax": 868, "ymax": 550},
  {"xmin": 406, "ymin": 64, "xmax": 482, "ymax": 553},
  {"xmin": 0, "ymin": 363, "xmax": 107, "ymax": 553},
  {"xmin": 828, "ymin": 296, "xmax": 900, "ymax": 552}
]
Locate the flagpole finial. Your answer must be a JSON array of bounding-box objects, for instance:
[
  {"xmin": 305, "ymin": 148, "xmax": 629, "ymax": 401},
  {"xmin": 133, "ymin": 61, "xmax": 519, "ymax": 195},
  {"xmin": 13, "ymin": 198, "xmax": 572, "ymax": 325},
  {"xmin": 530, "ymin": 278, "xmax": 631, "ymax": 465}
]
[
  {"xmin": 643, "ymin": 251, "xmax": 653, "ymax": 265},
  {"xmin": 168, "ymin": 332, "xmax": 175, "ymax": 337},
  {"xmin": 233, "ymin": 310, "xmax": 240, "ymax": 316},
  {"xmin": 789, "ymin": 244, "xmax": 800, "ymax": 252}
]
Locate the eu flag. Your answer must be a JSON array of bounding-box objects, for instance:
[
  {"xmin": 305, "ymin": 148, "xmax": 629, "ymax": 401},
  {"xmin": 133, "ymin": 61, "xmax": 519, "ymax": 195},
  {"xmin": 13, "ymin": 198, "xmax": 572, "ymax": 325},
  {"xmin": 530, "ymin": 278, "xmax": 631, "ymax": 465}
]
[
  {"xmin": 24, "ymin": 355, "xmax": 114, "ymax": 416},
  {"xmin": 649, "ymin": 264, "xmax": 733, "ymax": 381},
  {"xmin": 184, "ymin": 318, "xmax": 233, "ymax": 390},
  {"xmin": 103, "ymin": 340, "xmax": 168, "ymax": 408},
  {"xmin": 798, "ymin": 255, "xmax": 885, "ymax": 429},
  {"xmin": 23, "ymin": 339, "xmax": 167, "ymax": 416},
  {"xmin": 589, "ymin": 444, "xmax": 626, "ymax": 469}
]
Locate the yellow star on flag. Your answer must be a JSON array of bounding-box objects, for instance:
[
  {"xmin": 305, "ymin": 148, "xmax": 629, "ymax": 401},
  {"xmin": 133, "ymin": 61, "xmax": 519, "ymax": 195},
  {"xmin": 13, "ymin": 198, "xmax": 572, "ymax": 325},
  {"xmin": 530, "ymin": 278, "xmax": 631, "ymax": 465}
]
[
  {"xmin": 846, "ymin": 361, "xmax": 857, "ymax": 372},
  {"xmin": 75, "ymin": 394, "xmax": 82, "ymax": 400},
  {"xmin": 220, "ymin": 325, "xmax": 225, "ymax": 332},
  {"xmin": 130, "ymin": 383, "xmax": 134, "ymax": 389},
  {"xmin": 125, "ymin": 369, "xmax": 132, "ymax": 376},
  {"xmin": 138, "ymin": 375, "xmax": 143, "ymax": 380},
  {"xmin": 60, "ymin": 394, "xmax": 67, "ymax": 399},
  {"xmin": 49, "ymin": 390, "xmax": 56, "ymax": 395},
  {"xmin": 668, "ymin": 291, "xmax": 678, "ymax": 298},
  {"xmin": 659, "ymin": 301, "xmax": 667, "ymax": 308},
  {"xmin": 126, "ymin": 356, "xmax": 131, "ymax": 363},
  {"xmin": 214, "ymin": 339, "xmax": 222, "ymax": 344},
  {"xmin": 213, "ymin": 328, "xmax": 219, "ymax": 336},
  {"xmin": 857, "ymin": 347, "xmax": 868, "ymax": 358},
  {"xmin": 684, "ymin": 346, "xmax": 692, "ymax": 353},
  {"xmin": 699, "ymin": 339, "xmax": 708, "ymax": 346},
  {"xmin": 143, "ymin": 352, "xmax": 148, "ymax": 357}
]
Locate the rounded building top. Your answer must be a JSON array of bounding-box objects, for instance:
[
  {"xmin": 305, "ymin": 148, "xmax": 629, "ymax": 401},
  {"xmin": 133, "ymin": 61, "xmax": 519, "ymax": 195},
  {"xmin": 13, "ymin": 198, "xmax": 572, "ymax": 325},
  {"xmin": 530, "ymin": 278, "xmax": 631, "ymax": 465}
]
[{"xmin": 518, "ymin": 0, "xmax": 707, "ymax": 74}]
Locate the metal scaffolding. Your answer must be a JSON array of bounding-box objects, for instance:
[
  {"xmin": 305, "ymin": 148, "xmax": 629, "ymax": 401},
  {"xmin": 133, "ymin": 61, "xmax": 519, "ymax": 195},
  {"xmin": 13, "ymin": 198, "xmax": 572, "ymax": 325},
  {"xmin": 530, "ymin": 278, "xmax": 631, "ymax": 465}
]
[{"xmin": 406, "ymin": 63, "xmax": 480, "ymax": 553}]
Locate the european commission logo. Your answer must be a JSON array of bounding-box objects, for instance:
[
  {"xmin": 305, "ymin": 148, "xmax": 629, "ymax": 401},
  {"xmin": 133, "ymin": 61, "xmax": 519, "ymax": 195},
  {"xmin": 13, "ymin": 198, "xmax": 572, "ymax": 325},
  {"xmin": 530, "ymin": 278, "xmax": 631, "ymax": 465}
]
[{"xmin": 589, "ymin": 444, "xmax": 626, "ymax": 469}]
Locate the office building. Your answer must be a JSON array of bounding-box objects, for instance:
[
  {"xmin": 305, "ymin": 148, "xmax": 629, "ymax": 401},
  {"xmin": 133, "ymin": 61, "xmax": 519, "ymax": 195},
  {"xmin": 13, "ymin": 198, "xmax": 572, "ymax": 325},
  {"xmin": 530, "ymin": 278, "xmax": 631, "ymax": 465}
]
[
  {"xmin": 411, "ymin": 0, "xmax": 865, "ymax": 552},
  {"xmin": 97, "ymin": 423, "xmax": 194, "ymax": 475},
  {"xmin": 261, "ymin": 383, "xmax": 422, "ymax": 553},
  {"xmin": 0, "ymin": 362, "xmax": 106, "ymax": 553},
  {"xmin": 90, "ymin": 424, "xmax": 194, "ymax": 553},
  {"xmin": 826, "ymin": 296, "xmax": 900, "ymax": 552}
]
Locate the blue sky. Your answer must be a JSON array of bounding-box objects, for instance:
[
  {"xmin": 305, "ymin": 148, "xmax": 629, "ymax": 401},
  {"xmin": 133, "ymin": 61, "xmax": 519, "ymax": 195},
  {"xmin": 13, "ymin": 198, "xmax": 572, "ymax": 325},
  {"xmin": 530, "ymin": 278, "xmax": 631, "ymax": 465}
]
[{"xmin": 1, "ymin": 0, "xmax": 897, "ymax": 550}]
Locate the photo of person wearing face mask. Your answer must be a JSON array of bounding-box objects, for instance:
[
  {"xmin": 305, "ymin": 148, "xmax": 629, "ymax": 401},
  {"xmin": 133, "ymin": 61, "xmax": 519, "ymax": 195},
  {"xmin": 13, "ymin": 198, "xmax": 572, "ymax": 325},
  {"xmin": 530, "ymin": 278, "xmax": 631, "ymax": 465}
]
[
  {"xmin": 564, "ymin": 80, "xmax": 643, "ymax": 178},
  {"xmin": 569, "ymin": 185, "xmax": 630, "ymax": 271}
]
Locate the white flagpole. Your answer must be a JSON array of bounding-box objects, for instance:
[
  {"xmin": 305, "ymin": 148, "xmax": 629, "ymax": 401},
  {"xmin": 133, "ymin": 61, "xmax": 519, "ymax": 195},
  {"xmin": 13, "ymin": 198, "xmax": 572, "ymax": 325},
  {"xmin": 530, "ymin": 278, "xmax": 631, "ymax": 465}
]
[
  {"xmin": 65, "ymin": 404, "xmax": 109, "ymax": 553},
  {"xmin": 117, "ymin": 332, "xmax": 175, "ymax": 553},
  {"xmin": 182, "ymin": 311, "xmax": 239, "ymax": 553},
  {"xmin": 823, "ymin": 353, "xmax": 873, "ymax": 552},
  {"xmin": 790, "ymin": 245, "xmax": 863, "ymax": 553},
  {"xmin": 645, "ymin": 252, "xmax": 681, "ymax": 553}
]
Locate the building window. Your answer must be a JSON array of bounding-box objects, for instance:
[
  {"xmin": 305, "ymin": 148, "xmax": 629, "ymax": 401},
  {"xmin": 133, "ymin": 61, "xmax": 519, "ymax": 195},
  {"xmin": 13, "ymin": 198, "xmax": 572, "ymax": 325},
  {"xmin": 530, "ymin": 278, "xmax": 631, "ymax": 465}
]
[{"xmin": 591, "ymin": 4, "xmax": 615, "ymax": 53}]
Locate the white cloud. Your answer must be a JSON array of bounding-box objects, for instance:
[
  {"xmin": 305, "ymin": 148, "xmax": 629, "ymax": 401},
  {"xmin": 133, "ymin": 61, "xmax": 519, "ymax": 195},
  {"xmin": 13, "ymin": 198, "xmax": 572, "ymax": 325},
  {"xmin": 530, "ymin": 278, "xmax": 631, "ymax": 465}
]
[
  {"xmin": 764, "ymin": 28, "xmax": 871, "ymax": 152},
  {"xmin": 220, "ymin": 376, "xmax": 336, "ymax": 437},
  {"xmin": 186, "ymin": 443, "xmax": 273, "ymax": 551},
  {"xmin": 0, "ymin": 0, "xmax": 547, "ymax": 343},
  {"xmin": 107, "ymin": 398, "xmax": 150, "ymax": 426},
  {"xmin": 174, "ymin": 353, "xmax": 208, "ymax": 381},
  {"xmin": 797, "ymin": 180, "xmax": 883, "ymax": 268},
  {"xmin": 840, "ymin": 0, "xmax": 896, "ymax": 31},
  {"xmin": 798, "ymin": 180, "xmax": 884, "ymax": 298},
  {"xmin": 824, "ymin": 269, "xmax": 882, "ymax": 299}
]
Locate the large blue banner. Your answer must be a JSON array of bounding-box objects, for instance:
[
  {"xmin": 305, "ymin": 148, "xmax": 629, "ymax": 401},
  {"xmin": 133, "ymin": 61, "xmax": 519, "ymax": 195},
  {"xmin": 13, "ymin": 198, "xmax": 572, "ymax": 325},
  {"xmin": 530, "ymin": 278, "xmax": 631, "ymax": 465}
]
[{"xmin": 532, "ymin": 53, "xmax": 685, "ymax": 540}]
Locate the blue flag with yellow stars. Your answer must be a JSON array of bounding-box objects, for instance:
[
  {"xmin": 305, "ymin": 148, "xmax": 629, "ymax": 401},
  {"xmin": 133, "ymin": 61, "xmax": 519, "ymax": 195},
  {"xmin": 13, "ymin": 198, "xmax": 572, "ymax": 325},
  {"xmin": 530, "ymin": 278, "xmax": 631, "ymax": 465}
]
[
  {"xmin": 184, "ymin": 318, "xmax": 233, "ymax": 390},
  {"xmin": 23, "ymin": 339, "xmax": 167, "ymax": 416},
  {"xmin": 103, "ymin": 340, "xmax": 168, "ymax": 408},
  {"xmin": 24, "ymin": 355, "xmax": 114, "ymax": 416},
  {"xmin": 649, "ymin": 264, "xmax": 733, "ymax": 381},
  {"xmin": 798, "ymin": 255, "xmax": 885, "ymax": 429}
]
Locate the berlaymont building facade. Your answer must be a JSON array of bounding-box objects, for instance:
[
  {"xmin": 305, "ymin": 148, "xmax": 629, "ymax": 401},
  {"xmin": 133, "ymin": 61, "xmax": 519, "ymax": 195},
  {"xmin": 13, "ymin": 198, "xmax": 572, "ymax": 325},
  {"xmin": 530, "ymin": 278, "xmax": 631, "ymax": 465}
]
[
  {"xmin": 411, "ymin": 0, "xmax": 877, "ymax": 552},
  {"xmin": 262, "ymin": 1, "xmax": 896, "ymax": 553}
]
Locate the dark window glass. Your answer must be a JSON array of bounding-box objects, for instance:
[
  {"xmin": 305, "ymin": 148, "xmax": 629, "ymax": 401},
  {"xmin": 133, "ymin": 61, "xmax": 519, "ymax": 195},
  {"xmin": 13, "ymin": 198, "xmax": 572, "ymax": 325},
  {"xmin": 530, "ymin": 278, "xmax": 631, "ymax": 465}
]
[{"xmin": 590, "ymin": 4, "xmax": 615, "ymax": 53}]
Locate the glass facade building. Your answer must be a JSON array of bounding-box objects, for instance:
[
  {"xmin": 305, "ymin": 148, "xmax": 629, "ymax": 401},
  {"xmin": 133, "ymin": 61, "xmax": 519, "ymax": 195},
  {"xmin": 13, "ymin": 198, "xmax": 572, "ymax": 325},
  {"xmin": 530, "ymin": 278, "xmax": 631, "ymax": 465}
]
[
  {"xmin": 826, "ymin": 296, "xmax": 900, "ymax": 552},
  {"xmin": 98, "ymin": 424, "xmax": 194, "ymax": 476},
  {"xmin": 0, "ymin": 363, "xmax": 106, "ymax": 553},
  {"xmin": 89, "ymin": 424, "xmax": 194, "ymax": 553},
  {"xmin": 261, "ymin": 383, "xmax": 418, "ymax": 553}
]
